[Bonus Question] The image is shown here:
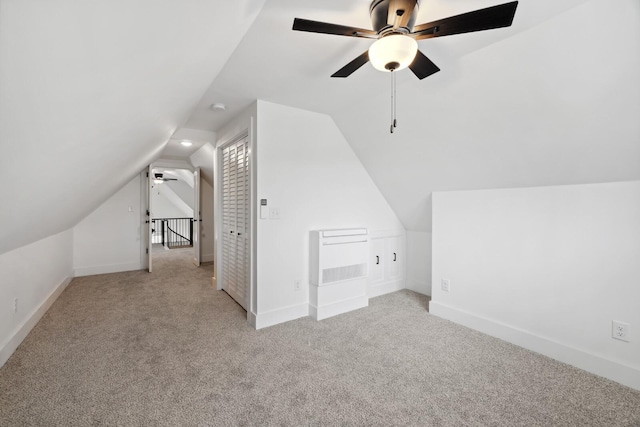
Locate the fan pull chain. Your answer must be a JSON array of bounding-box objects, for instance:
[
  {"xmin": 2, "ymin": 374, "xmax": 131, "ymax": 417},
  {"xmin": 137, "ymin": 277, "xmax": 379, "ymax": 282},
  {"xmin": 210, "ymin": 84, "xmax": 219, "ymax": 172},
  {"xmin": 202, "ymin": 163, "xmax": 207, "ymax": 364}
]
[
  {"xmin": 394, "ymin": 70, "xmax": 397, "ymax": 130},
  {"xmin": 390, "ymin": 70, "xmax": 397, "ymax": 134}
]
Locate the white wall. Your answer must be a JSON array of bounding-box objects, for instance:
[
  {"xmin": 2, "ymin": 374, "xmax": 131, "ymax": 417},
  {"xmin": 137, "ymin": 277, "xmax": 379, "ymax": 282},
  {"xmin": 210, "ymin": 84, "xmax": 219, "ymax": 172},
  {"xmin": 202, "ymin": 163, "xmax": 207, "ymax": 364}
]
[
  {"xmin": 0, "ymin": 0, "xmax": 265, "ymax": 256},
  {"xmin": 73, "ymin": 174, "xmax": 144, "ymax": 276},
  {"xmin": 174, "ymin": 143, "xmax": 216, "ymax": 263},
  {"xmin": 200, "ymin": 178, "xmax": 215, "ymax": 262},
  {"xmin": 189, "ymin": 142, "xmax": 216, "ymax": 263},
  {"xmin": 335, "ymin": 0, "xmax": 640, "ymax": 234},
  {"xmin": 216, "ymin": 103, "xmax": 257, "ymax": 145},
  {"xmin": 166, "ymin": 180, "xmax": 194, "ymax": 209},
  {"xmin": 406, "ymin": 230, "xmax": 432, "ymax": 295},
  {"xmin": 151, "ymin": 182, "xmax": 193, "ymax": 219},
  {"xmin": 254, "ymin": 100, "xmax": 404, "ymax": 328},
  {"xmin": 0, "ymin": 230, "xmax": 73, "ymax": 367},
  {"xmin": 190, "ymin": 142, "xmax": 215, "ymax": 186},
  {"xmin": 430, "ymin": 181, "xmax": 640, "ymax": 390}
]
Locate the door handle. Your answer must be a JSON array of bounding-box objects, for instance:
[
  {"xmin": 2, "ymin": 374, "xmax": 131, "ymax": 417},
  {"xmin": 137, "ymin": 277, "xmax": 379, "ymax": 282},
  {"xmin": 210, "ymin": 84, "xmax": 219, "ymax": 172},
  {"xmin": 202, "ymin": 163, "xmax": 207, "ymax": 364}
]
[
  {"xmin": 237, "ymin": 232, "xmax": 242, "ymax": 236},
  {"xmin": 393, "ymin": 252, "xmax": 397, "ymax": 262},
  {"xmin": 376, "ymin": 255, "xmax": 380, "ymax": 265},
  {"xmin": 230, "ymin": 230, "xmax": 234, "ymax": 234}
]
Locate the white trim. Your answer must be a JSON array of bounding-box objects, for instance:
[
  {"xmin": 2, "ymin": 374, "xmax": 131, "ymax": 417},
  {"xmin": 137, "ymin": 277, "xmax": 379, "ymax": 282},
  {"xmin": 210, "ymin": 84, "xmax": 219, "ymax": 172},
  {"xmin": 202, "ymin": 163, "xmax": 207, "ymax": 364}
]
[
  {"xmin": 201, "ymin": 252, "xmax": 214, "ymax": 263},
  {"xmin": 248, "ymin": 311, "xmax": 257, "ymax": 329},
  {"xmin": 430, "ymin": 301, "xmax": 640, "ymax": 391},
  {"xmin": 74, "ymin": 262, "xmax": 141, "ymax": 277},
  {"xmin": 368, "ymin": 279, "xmax": 404, "ymax": 298},
  {"xmin": 249, "ymin": 116, "xmax": 257, "ymax": 325},
  {"xmin": 152, "ymin": 158, "xmax": 194, "ymax": 171},
  {"xmin": 193, "ymin": 167, "xmax": 201, "ymax": 267},
  {"xmin": 139, "ymin": 169, "xmax": 149, "ymax": 271},
  {"xmin": 255, "ymin": 303, "xmax": 309, "ymax": 330},
  {"xmin": 0, "ymin": 276, "xmax": 73, "ymax": 368},
  {"xmin": 310, "ymin": 295, "xmax": 368, "ymax": 321}
]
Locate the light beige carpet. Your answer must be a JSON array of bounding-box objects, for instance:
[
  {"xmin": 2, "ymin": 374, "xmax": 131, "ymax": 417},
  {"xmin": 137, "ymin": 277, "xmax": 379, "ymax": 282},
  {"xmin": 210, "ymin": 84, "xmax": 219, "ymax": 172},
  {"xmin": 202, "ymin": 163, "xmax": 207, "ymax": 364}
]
[{"xmin": 1, "ymin": 250, "xmax": 639, "ymax": 426}]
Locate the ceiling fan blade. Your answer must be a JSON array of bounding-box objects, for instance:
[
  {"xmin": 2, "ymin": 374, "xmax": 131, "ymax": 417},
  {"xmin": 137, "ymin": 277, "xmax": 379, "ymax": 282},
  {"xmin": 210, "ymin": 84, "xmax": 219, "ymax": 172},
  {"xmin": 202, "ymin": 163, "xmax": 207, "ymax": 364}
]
[
  {"xmin": 387, "ymin": 0, "xmax": 418, "ymax": 30},
  {"xmin": 293, "ymin": 18, "xmax": 377, "ymax": 39},
  {"xmin": 409, "ymin": 50, "xmax": 440, "ymax": 80},
  {"xmin": 411, "ymin": 1, "xmax": 518, "ymax": 40},
  {"xmin": 331, "ymin": 51, "xmax": 370, "ymax": 78}
]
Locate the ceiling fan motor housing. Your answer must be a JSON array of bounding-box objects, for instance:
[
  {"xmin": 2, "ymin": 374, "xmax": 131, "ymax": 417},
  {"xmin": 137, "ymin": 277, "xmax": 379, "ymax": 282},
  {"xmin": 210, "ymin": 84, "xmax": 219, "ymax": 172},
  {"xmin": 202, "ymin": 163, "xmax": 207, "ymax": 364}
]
[{"xmin": 370, "ymin": 0, "xmax": 419, "ymax": 34}]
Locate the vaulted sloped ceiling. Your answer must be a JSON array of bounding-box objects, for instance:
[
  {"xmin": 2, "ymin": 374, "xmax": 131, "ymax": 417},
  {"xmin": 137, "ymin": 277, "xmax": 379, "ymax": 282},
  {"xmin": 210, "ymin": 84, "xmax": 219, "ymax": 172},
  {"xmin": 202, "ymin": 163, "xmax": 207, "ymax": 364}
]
[
  {"xmin": 1, "ymin": 0, "xmax": 637, "ymax": 255},
  {"xmin": 188, "ymin": 0, "xmax": 639, "ymax": 232},
  {"xmin": 335, "ymin": 0, "xmax": 640, "ymax": 231},
  {"xmin": 0, "ymin": 0, "xmax": 266, "ymax": 254},
  {"xmin": 186, "ymin": 0, "xmax": 597, "ymax": 129}
]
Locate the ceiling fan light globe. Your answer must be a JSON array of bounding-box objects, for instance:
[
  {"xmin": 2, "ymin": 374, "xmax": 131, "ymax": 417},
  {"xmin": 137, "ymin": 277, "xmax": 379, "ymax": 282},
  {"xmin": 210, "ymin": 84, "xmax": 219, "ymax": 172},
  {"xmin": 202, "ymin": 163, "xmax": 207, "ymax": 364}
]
[{"xmin": 368, "ymin": 34, "xmax": 418, "ymax": 72}]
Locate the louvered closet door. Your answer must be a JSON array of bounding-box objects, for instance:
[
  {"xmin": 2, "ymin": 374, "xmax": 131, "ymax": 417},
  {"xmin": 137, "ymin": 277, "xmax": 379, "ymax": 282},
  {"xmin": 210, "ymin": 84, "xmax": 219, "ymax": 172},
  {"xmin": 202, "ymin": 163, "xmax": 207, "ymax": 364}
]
[{"xmin": 221, "ymin": 137, "xmax": 249, "ymax": 310}]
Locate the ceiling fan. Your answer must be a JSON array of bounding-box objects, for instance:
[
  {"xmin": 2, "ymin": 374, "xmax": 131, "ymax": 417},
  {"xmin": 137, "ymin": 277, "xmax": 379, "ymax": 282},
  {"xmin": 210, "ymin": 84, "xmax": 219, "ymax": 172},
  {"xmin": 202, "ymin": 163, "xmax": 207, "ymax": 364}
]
[
  {"xmin": 292, "ymin": 0, "xmax": 519, "ymax": 80},
  {"xmin": 153, "ymin": 173, "xmax": 177, "ymax": 184}
]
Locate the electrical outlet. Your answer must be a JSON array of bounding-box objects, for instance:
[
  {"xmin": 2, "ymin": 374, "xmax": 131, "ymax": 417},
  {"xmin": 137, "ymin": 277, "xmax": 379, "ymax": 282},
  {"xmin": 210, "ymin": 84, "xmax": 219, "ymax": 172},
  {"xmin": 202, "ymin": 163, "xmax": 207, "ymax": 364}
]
[
  {"xmin": 441, "ymin": 279, "xmax": 450, "ymax": 292},
  {"xmin": 270, "ymin": 207, "xmax": 281, "ymax": 220},
  {"xmin": 294, "ymin": 279, "xmax": 302, "ymax": 291},
  {"xmin": 13, "ymin": 298, "xmax": 18, "ymax": 315},
  {"xmin": 612, "ymin": 320, "xmax": 629, "ymax": 342}
]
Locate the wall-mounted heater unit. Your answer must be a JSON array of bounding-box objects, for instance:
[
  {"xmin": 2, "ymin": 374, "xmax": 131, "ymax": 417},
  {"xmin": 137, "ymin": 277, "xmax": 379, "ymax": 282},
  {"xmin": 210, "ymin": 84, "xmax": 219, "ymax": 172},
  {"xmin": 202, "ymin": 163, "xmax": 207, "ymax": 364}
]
[{"xmin": 309, "ymin": 228, "xmax": 369, "ymax": 320}]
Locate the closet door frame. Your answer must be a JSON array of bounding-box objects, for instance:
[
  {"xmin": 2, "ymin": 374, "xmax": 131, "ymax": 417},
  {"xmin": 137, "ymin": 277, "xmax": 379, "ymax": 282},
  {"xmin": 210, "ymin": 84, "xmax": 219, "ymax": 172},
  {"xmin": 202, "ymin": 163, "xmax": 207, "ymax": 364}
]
[
  {"xmin": 214, "ymin": 122, "xmax": 256, "ymax": 323},
  {"xmin": 221, "ymin": 136, "xmax": 248, "ymax": 309}
]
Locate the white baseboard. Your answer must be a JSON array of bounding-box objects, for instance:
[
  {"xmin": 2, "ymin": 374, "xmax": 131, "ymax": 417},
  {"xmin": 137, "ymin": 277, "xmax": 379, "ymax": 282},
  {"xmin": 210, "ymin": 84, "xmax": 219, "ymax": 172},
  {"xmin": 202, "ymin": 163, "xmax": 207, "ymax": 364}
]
[
  {"xmin": 74, "ymin": 262, "xmax": 141, "ymax": 277},
  {"xmin": 248, "ymin": 311, "xmax": 257, "ymax": 328},
  {"xmin": 430, "ymin": 301, "xmax": 640, "ymax": 391},
  {"xmin": 310, "ymin": 295, "xmax": 368, "ymax": 321},
  {"xmin": 0, "ymin": 276, "xmax": 73, "ymax": 368},
  {"xmin": 368, "ymin": 279, "xmax": 404, "ymax": 298},
  {"xmin": 201, "ymin": 253, "xmax": 214, "ymax": 263},
  {"xmin": 255, "ymin": 303, "xmax": 309, "ymax": 330}
]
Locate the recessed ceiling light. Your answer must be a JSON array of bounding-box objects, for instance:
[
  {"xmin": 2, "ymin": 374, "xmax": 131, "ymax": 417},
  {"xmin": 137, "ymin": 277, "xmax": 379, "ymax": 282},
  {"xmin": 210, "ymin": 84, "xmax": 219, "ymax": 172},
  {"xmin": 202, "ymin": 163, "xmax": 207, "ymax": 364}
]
[
  {"xmin": 210, "ymin": 103, "xmax": 226, "ymax": 111},
  {"xmin": 180, "ymin": 140, "xmax": 193, "ymax": 147}
]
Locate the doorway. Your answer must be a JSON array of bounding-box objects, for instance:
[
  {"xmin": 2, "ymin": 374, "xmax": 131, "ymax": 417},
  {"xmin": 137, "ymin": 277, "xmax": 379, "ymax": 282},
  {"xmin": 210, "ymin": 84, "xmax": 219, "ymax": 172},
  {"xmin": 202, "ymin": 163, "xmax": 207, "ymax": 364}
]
[{"xmin": 146, "ymin": 165, "xmax": 201, "ymax": 272}]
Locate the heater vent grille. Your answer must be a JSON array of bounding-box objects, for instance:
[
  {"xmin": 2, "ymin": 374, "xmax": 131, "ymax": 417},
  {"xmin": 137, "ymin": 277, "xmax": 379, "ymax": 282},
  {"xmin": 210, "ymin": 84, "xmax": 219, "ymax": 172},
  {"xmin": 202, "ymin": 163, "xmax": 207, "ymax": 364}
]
[
  {"xmin": 322, "ymin": 263, "xmax": 367, "ymax": 285},
  {"xmin": 310, "ymin": 228, "xmax": 369, "ymax": 287}
]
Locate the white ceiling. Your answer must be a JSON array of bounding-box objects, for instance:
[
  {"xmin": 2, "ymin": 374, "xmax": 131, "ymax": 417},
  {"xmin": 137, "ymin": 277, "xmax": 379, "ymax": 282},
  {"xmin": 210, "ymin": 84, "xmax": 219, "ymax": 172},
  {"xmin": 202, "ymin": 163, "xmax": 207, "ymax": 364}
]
[
  {"xmin": 185, "ymin": 0, "xmax": 589, "ymax": 131},
  {"xmin": 1, "ymin": 0, "xmax": 638, "ymax": 254},
  {"xmin": 186, "ymin": 0, "xmax": 640, "ymax": 231},
  {"xmin": 0, "ymin": 0, "xmax": 266, "ymax": 254},
  {"xmin": 160, "ymin": 128, "xmax": 216, "ymax": 160}
]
